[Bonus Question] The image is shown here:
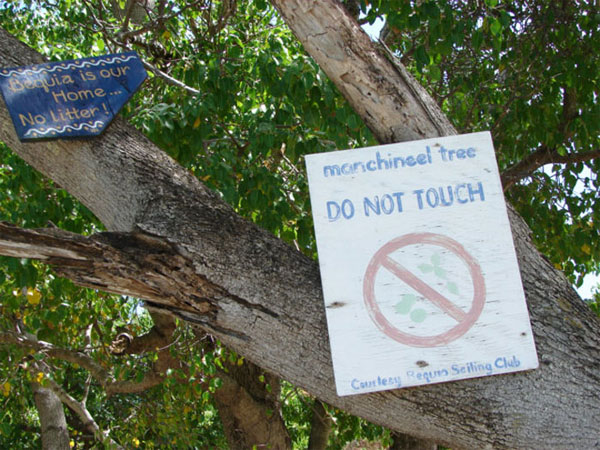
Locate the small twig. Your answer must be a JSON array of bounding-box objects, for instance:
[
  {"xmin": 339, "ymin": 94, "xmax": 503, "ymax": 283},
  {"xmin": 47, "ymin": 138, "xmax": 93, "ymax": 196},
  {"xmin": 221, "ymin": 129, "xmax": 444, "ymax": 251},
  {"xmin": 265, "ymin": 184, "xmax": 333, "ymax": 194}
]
[
  {"xmin": 281, "ymin": 154, "xmax": 302, "ymax": 176},
  {"xmin": 116, "ymin": 0, "xmax": 206, "ymax": 41},
  {"xmin": 119, "ymin": 0, "xmax": 136, "ymax": 32},
  {"xmin": 141, "ymin": 60, "xmax": 201, "ymax": 95},
  {"xmin": 216, "ymin": 120, "xmax": 246, "ymax": 152},
  {"xmin": 81, "ymin": 373, "xmax": 92, "ymax": 405}
]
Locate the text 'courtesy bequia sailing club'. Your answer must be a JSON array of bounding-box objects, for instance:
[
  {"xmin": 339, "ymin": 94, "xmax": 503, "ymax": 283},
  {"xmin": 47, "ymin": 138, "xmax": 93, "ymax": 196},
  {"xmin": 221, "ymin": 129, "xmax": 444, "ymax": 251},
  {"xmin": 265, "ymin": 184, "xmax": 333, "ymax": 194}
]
[{"xmin": 305, "ymin": 132, "xmax": 539, "ymax": 397}]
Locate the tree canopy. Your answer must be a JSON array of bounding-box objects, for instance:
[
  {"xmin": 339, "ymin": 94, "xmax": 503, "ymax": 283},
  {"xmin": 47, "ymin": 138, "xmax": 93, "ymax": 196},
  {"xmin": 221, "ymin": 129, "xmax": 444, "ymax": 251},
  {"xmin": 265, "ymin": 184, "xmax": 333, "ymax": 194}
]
[
  {"xmin": 0, "ymin": 0, "xmax": 598, "ymax": 448},
  {"xmin": 366, "ymin": 0, "xmax": 600, "ymax": 287}
]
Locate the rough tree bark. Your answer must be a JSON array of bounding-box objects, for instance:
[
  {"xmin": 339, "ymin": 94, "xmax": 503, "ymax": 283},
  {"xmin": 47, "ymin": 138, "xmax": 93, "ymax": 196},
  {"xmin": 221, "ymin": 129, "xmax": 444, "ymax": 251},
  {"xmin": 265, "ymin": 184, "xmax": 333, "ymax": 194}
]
[
  {"xmin": 389, "ymin": 431, "xmax": 437, "ymax": 450},
  {"xmin": 31, "ymin": 379, "xmax": 70, "ymax": 450},
  {"xmin": 0, "ymin": 8, "xmax": 598, "ymax": 450},
  {"xmin": 212, "ymin": 357, "xmax": 291, "ymax": 449},
  {"xmin": 307, "ymin": 400, "xmax": 332, "ymax": 450}
]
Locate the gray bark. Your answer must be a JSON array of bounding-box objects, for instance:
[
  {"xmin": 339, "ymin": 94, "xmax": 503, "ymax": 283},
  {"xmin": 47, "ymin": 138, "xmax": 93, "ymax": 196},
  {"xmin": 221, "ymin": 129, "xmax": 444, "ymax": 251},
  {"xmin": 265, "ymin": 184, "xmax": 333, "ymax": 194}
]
[
  {"xmin": 31, "ymin": 380, "xmax": 70, "ymax": 450},
  {"xmin": 390, "ymin": 431, "xmax": 437, "ymax": 450},
  {"xmin": 0, "ymin": 12, "xmax": 599, "ymax": 450},
  {"xmin": 307, "ymin": 400, "xmax": 332, "ymax": 450},
  {"xmin": 212, "ymin": 359, "xmax": 291, "ymax": 449},
  {"xmin": 271, "ymin": 0, "xmax": 456, "ymax": 145}
]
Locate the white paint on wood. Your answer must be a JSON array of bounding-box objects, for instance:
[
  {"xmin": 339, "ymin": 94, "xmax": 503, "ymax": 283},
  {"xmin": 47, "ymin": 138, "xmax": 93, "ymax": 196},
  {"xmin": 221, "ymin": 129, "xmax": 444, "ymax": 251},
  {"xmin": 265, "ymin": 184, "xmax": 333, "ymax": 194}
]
[{"xmin": 306, "ymin": 132, "xmax": 538, "ymax": 396}]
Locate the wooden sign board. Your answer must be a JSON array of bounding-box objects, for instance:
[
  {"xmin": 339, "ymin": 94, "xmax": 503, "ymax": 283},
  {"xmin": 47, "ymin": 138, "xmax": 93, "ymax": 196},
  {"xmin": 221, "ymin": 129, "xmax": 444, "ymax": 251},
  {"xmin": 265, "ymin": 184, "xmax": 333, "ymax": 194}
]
[
  {"xmin": 305, "ymin": 132, "xmax": 538, "ymax": 396},
  {"xmin": 0, "ymin": 52, "xmax": 146, "ymax": 141}
]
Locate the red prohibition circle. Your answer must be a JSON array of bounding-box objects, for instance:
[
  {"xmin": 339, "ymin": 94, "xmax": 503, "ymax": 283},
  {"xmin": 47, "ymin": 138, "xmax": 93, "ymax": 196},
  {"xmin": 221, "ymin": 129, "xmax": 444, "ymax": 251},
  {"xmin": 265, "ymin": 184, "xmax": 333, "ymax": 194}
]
[{"xmin": 363, "ymin": 232, "xmax": 485, "ymax": 347}]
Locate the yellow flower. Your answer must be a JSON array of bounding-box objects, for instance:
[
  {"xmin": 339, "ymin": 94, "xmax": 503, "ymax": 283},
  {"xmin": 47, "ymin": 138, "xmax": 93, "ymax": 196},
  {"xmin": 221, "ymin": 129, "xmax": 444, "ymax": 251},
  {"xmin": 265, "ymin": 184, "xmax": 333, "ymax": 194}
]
[
  {"xmin": 36, "ymin": 372, "xmax": 44, "ymax": 383},
  {"xmin": 69, "ymin": 440, "xmax": 75, "ymax": 448},
  {"xmin": 132, "ymin": 437, "xmax": 140, "ymax": 448},
  {"xmin": 26, "ymin": 288, "xmax": 42, "ymax": 306}
]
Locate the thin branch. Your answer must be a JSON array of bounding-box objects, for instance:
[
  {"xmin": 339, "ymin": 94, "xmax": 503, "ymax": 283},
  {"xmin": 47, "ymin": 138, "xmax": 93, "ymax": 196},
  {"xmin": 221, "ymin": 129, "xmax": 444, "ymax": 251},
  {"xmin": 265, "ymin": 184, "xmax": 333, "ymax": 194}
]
[
  {"xmin": 501, "ymin": 82, "xmax": 587, "ymax": 190},
  {"xmin": 106, "ymin": 371, "xmax": 166, "ymax": 396},
  {"xmin": 81, "ymin": 0, "xmax": 201, "ymax": 95},
  {"xmin": 501, "ymin": 146, "xmax": 600, "ymax": 190},
  {"xmin": 82, "ymin": 373, "xmax": 92, "ymax": 405},
  {"xmin": 116, "ymin": 0, "xmax": 207, "ymax": 41},
  {"xmin": 83, "ymin": 323, "xmax": 93, "ymax": 351},
  {"xmin": 0, "ymin": 327, "xmax": 186, "ymax": 396},
  {"xmin": 141, "ymin": 60, "xmax": 201, "ymax": 96},
  {"xmin": 119, "ymin": 0, "xmax": 137, "ymax": 32},
  {"xmin": 0, "ymin": 330, "xmax": 111, "ymax": 386},
  {"xmin": 29, "ymin": 362, "xmax": 125, "ymax": 450}
]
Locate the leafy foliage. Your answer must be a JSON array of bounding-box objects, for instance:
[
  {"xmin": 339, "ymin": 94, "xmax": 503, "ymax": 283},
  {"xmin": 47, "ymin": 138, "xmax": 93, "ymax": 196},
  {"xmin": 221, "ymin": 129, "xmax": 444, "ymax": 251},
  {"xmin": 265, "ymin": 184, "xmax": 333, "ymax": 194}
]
[
  {"xmin": 363, "ymin": 0, "xmax": 600, "ymax": 289},
  {"xmin": 0, "ymin": 0, "xmax": 598, "ymax": 448},
  {"xmin": 0, "ymin": 0, "xmax": 381, "ymax": 447}
]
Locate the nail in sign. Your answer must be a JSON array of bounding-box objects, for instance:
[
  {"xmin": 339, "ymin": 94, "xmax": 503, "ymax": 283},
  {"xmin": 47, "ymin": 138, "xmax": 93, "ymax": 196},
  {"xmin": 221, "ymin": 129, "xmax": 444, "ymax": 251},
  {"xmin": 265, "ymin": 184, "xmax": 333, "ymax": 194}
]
[
  {"xmin": 0, "ymin": 52, "xmax": 147, "ymax": 140},
  {"xmin": 305, "ymin": 132, "xmax": 538, "ymax": 396}
]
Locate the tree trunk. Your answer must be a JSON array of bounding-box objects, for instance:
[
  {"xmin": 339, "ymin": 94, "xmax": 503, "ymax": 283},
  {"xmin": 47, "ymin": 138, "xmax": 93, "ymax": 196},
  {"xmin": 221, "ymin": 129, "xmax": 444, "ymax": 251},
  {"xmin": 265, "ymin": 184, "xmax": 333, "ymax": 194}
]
[
  {"xmin": 31, "ymin": 380, "xmax": 70, "ymax": 450},
  {"xmin": 212, "ymin": 359, "xmax": 291, "ymax": 449},
  {"xmin": 307, "ymin": 400, "xmax": 331, "ymax": 450},
  {"xmin": 0, "ymin": 18, "xmax": 599, "ymax": 450},
  {"xmin": 390, "ymin": 431, "xmax": 437, "ymax": 450}
]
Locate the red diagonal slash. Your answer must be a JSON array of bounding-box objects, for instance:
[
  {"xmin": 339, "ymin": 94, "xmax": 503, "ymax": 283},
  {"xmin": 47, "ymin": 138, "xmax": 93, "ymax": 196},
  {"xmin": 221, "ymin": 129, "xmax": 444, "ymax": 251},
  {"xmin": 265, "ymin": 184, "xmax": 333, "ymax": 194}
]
[
  {"xmin": 381, "ymin": 256, "xmax": 467, "ymax": 322},
  {"xmin": 363, "ymin": 233, "xmax": 485, "ymax": 347}
]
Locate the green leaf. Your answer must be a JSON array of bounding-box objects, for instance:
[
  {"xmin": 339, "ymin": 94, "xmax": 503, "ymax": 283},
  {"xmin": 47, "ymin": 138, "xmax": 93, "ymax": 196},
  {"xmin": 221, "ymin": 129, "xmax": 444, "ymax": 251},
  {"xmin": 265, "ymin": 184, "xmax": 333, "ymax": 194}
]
[
  {"xmin": 447, "ymin": 281, "xmax": 459, "ymax": 295},
  {"xmin": 434, "ymin": 266, "xmax": 446, "ymax": 278},
  {"xmin": 418, "ymin": 263, "xmax": 433, "ymax": 273},
  {"xmin": 408, "ymin": 14, "xmax": 420, "ymax": 30},
  {"xmin": 472, "ymin": 30, "xmax": 483, "ymax": 50},
  {"xmin": 410, "ymin": 309, "xmax": 427, "ymax": 323},
  {"xmin": 429, "ymin": 65, "xmax": 441, "ymax": 81},
  {"xmin": 395, "ymin": 294, "xmax": 417, "ymax": 314},
  {"xmin": 415, "ymin": 45, "xmax": 430, "ymax": 68},
  {"xmin": 490, "ymin": 19, "xmax": 502, "ymax": 36}
]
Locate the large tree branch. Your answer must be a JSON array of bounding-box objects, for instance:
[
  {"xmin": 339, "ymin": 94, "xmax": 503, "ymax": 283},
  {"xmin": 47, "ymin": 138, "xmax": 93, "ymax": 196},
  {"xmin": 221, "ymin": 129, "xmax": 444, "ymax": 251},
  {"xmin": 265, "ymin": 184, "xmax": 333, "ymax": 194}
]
[
  {"xmin": 30, "ymin": 369, "xmax": 70, "ymax": 450},
  {"xmin": 499, "ymin": 85, "xmax": 594, "ymax": 189},
  {"xmin": 0, "ymin": 330, "xmax": 111, "ymax": 384},
  {"xmin": 1, "ymin": 16, "xmax": 600, "ymax": 450},
  {"xmin": 0, "ymin": 327, "xmax": 175, "ymax": 396},
  {"xmin": 0, "ymin": 222, "xmax": 217, "ymax": 317},
  {"xmin": 500, "ymin": 145, "xmax": 600, "ymax": 190},
  {"xmin": 270, "ymin": 2, "xmax": 456, "ymax": 144}
]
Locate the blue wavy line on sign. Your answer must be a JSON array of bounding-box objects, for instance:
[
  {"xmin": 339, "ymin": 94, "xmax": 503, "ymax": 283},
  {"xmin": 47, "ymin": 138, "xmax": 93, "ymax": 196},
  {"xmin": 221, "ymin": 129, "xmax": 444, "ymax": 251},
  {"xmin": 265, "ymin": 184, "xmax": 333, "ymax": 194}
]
[
  {"xmin": 23, "ymin": 121, "xmax": 105, "ymax": 137},
  {"xmin": 0, "ymin": 55, "xmax": 137, "ymax": 78}
]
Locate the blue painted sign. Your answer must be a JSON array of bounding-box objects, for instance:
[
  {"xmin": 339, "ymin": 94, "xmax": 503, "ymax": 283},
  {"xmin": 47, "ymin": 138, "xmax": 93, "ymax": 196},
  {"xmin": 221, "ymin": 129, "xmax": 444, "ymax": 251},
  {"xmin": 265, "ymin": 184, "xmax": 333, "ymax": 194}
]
[{"xmin": 0, "ymin": 52, "xmax": 146, "ymax": 141}]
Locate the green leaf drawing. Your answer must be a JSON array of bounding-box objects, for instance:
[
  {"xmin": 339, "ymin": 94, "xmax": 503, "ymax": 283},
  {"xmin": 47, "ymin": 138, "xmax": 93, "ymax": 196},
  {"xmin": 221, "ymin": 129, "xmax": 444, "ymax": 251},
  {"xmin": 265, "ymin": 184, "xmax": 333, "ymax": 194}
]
[
  {"xmin": 447, "ymin": 281, "xmax": 459, "ymax": 295},
  {"xmin": 418, "ymin": 263, "xmax": 433, "ymax": 273},
  {"xmin": 395, "ymin": 294, "xmax": 416, "ymax": 314},
  {"xmin": 410, "ymin": 309, "xmax": 427, "ymax": 323},
  {"xmin": 434, "ymin": 266, "xmax": 446, "ymax": 278}
]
